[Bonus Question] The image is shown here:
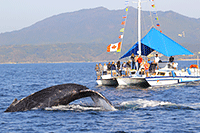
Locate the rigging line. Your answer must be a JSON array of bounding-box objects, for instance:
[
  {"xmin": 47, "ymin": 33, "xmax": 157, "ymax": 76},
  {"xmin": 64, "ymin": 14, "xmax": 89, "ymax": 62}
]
[
  {"xmin": 148, "ymin": 0, "xmax": 169, "ymax": 57},
  {"xmin": 144, "ymin": 1, "xmax": 155, "ymax": 57},
  {"xmin": 141, "ymin": 4, "xmax": 150, "ymax": 57},
  {"xmin": 152, "ymin": 1, "xmax": 169, "ymax": 56},
  {"xmin": 118, "ymin": 4, "xmax": 130, "ymax": 60},
  {"xmin": 129, "ymin": 2, "xmax": 139, "ymax": 57},
  {"xmin": 149, "ymin": 7, "xmax": 154, "ymax": 27},
  {"xmin": 151, "ymin": 0, "xmax": 162, "ymax": 32}
]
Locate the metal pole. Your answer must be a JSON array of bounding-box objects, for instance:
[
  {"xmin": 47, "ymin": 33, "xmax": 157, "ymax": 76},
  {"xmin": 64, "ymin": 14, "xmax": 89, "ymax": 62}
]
[
  {"xmin": 137, "ymin": 0, "xmax": 141, "ymax": 56},
  {"xmin": 197, "ymin": 53, "xmax": 199, "ymax": 76}
]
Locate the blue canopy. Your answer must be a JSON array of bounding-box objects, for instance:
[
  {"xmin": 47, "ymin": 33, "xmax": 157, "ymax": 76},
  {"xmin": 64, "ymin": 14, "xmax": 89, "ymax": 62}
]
[{"xmin": 120, "ymin": 27, "xmax": 193, "ymax": 59}]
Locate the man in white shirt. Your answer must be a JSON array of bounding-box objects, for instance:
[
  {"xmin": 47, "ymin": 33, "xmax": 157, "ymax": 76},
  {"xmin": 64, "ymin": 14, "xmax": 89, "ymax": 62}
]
[
  {"xmin": 154, "ymin": 54, "xmax": 160, "ymax": 69},
  {"xmin": 172, "ymin": 62, "xmax": 178, "ymax": 69},
  {"xmin": 154, "ymin": 54, "xmax": 160, "ymax": 63}
]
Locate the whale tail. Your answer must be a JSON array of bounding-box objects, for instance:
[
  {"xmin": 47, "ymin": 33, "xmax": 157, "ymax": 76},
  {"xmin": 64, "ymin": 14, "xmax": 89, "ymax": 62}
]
[
  {"xmin": 5, "ymin": 83, "xmax": 115, "ymax": 112},
  {"xmin": 81, "ymin": 90, "xmax": 116, "ymax": 111}
]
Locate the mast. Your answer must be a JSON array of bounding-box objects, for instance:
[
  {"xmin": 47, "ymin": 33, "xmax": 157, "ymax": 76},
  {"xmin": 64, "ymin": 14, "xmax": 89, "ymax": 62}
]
[{"xmin": 137, "ymin": 0, "xmax": 141, "ymax": 56}]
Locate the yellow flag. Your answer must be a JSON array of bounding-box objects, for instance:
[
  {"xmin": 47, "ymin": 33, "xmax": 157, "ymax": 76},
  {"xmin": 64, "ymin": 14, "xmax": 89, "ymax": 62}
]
[{"xmin": 120, "ymin": 28, "xmax": 124, "ymax": 32}]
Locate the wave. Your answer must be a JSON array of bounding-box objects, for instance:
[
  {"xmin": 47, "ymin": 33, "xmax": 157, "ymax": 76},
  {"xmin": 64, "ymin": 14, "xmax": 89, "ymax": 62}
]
[
  {"xmin": 119, "ymin": 99, "xmax": 200, "ymax": 110},
  {"xmin": 42, "ymin": 99, "xmax": 200, "ymax": 112}
]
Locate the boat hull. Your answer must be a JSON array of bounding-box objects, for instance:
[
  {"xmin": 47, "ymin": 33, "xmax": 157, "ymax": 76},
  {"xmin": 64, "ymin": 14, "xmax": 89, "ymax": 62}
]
[
  {"xmin": 146, "ymin": 77, "xmax": 179, "ymax": 86},
  {"xmin": 96, "ymin": 78, "xmax": 118, "ymax": 86},
  {"xmin": 146, "ymin": 76, "xmax": 200, "ymax": 86},
  {"xmin": 117, "ymin": 77, "xmax": 150, "ymax": 88}
]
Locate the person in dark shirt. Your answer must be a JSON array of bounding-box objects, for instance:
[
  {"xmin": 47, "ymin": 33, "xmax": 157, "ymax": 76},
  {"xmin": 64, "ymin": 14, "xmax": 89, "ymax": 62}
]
[
  {"xmin": 117, "ymin": 61, "xmax": 121, "ymax": 71},
  {"xmin": 126, "ymin": 61, "xmax": 131, "ymax": 68},
  {"xmin": 107, "ymin": 62, "xmax": 112, "ymax": 74},
  {"xmin": 111, "ymin": 62, "xmax": 116, "ymax": 70},
  {"xmin": 150, "ymin": 60, "xmax": 157, "ymax": 73},
  {"xmin": 111, "ymin": 62, "xmax": 117, "ymax": 76},
  {"xmin": 130, "ymin": 53, "xmax": 135, "ymax": 69},
  {"xmin": 169, "ymin": 56, "xmax": 174, "ymax": 62},
  {"xmin": 107, "ymin": 62, "xmax": 111, "ymax": 71}
]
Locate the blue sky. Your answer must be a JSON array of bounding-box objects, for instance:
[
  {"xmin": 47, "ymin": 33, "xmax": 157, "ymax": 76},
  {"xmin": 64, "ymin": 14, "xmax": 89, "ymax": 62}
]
[{"xmin": 0, "ymin": 0, "xmax": 199, "ymax": 33}]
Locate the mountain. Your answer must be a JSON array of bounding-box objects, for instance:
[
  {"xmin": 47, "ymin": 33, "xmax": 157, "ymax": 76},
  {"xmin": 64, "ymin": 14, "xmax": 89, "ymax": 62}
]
[
  {"xmin": 0, "ymin": 7, "xmax": 121, "ymax": 45},
  {"xmin": 1, "ymin": 7, "xmax": 200, "ymax": 46},
  {"xmin": 0, "ymin": 7, "xmax": 199, "ymax": 63}
]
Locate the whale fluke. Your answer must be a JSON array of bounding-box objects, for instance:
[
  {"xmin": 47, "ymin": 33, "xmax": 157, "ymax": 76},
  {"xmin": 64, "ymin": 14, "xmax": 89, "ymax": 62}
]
[{"xmin": 5, "ymin": 83, "xmax": 115, "ymax": 112}]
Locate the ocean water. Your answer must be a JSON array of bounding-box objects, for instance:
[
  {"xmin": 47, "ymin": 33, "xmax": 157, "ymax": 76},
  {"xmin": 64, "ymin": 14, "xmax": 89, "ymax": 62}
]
[{"xmin": 0, "ymin": 61, "xmax": 200, "ymax": 132}]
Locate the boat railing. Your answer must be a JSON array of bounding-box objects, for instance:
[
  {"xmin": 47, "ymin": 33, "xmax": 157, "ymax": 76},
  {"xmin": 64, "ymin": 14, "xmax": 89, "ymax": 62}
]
[
  {"xmin": 158, "ymin": 62, "xmax": 178, "ymax": 70},
  {"xmin": 98, "ymin": 62, "xmax": 183, "ymax": 79}
]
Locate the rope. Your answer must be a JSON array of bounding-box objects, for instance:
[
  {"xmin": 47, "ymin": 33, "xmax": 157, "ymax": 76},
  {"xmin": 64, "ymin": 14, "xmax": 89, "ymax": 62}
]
[{"xmin": 118, "ymin": 2, "xmax": 130, "ymax": 60}]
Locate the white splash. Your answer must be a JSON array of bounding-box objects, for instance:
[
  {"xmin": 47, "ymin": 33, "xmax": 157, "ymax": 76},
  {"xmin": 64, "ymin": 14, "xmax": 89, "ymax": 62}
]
[
  {"xmin": 45, "ymin": 104, "xmax": 106, "ymax": 111},
  {"xmin": 120, "ymin": 99, "xmax": 200, "ymax": 110},
  {"xmin": 44, "ymin": 96, "xmax": 117, "ymax": 112},
  {"xmin": 120, "ymin": 99, "xmax": 175, "ymax": 108}
]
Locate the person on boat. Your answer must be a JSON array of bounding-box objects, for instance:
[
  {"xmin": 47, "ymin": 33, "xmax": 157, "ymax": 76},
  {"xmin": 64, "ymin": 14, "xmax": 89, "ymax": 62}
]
[
  {"xmin": 144, "ymin": 61, "xmax": 150, "ymax": 77},
  {"xmin": 115, "ymin": 62, "xmax": 118, "ymax": 76},
  {"xmin": 116, "ymin": 61, "xmax": 121, "ymax": 76},
  {"xmin": 111, "ymin": 62, "xmax": 116, "ymax": 70},
  {"xmin": 147, "ymin": 58, "xmax": 152, "ymax": 64},
  {"xmin": 137, "ymin": 56, "xmax": 143, "ymax": 70},
  {"xmin": 140, "ymin": 68, "xmax": 145, "ymax": 75},
  {"xmin": 111, "ymin": 62, "xmax": 116, "ymax": 76},
  {"xmin": 134, "ymin": 55, "xmax": 139, "ymax": 70},
  {"xmin": 99, "ymin": 63, "xmax": 103, "ymax": 75},
  {"xmin": 126, "ymin": 60, "xmax": 131, "ymax": 68},
  {"xmin": 172, "ymin": 62, "xmax": 178, "ymax": 69},
  {"xmin": 155, "ymin": 54, "xmax": 160, "ymax": 63},
  {"xmin": 147, "ymin": 58, "xmax": 153, "ymax": 74},
  {"xmin": 95, "ymin": 64, "xmax": 98, "ymax": 71},
  {"xmin": 107, "ymin": 62, "xmax": 112, "ymax": 74},
  {"xmin": 130, "ymin": 53, "xmax": 135, "ymax": 70},
  {"xmin": 150, "ymin": 60, "xmax": 157, "ymax": 74},
  {"xmin": 169, "ymin": 56, "xmax": 174, "ymax": 63},
  {"xmin": 103, "ymin": 63, "xmax": 107, "ymax": 75},
  {"xmin": 122, "ymin": 62, "xmax": 126, "ymax": 68},
  {"xmin": 154, "ymin": 54, "xmax": 160, "ymax": 69},
  {"xmin": 121, "ymin": 62, "xmax": 126, "ymax": 76},
  {"xmin": 126, "ymin": 60, "xmax": 131, "ymax": 76},
  {"xmin": 140, "ymin": 60, "xmax": 145, "ymax": 69},
  {"xmin": 95, "ymin": 64, "xmax": 100, "ymax": 80},
  {"xmin": 117, "ymin": 61, "xmax": 120, "ymax": 71}
]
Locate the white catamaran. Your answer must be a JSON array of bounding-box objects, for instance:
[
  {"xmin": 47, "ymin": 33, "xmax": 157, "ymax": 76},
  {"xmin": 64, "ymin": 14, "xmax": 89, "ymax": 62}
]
[
  {"xmin": 118, "ymin": 0, "xmax": 200, "ymax": 87},
  {"xmin": 116, "ymin": 0, "xmax": 148, "ymax": 87},
  {"xmin": 97, "ymin": 0, "xmax": 200, "ymax": 87}
]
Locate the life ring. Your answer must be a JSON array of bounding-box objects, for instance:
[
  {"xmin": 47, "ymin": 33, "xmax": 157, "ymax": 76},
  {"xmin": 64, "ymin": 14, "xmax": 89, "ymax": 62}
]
[{"xmin": 190, "ymin": 64, "xmax": 198, "ymax": 69}]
